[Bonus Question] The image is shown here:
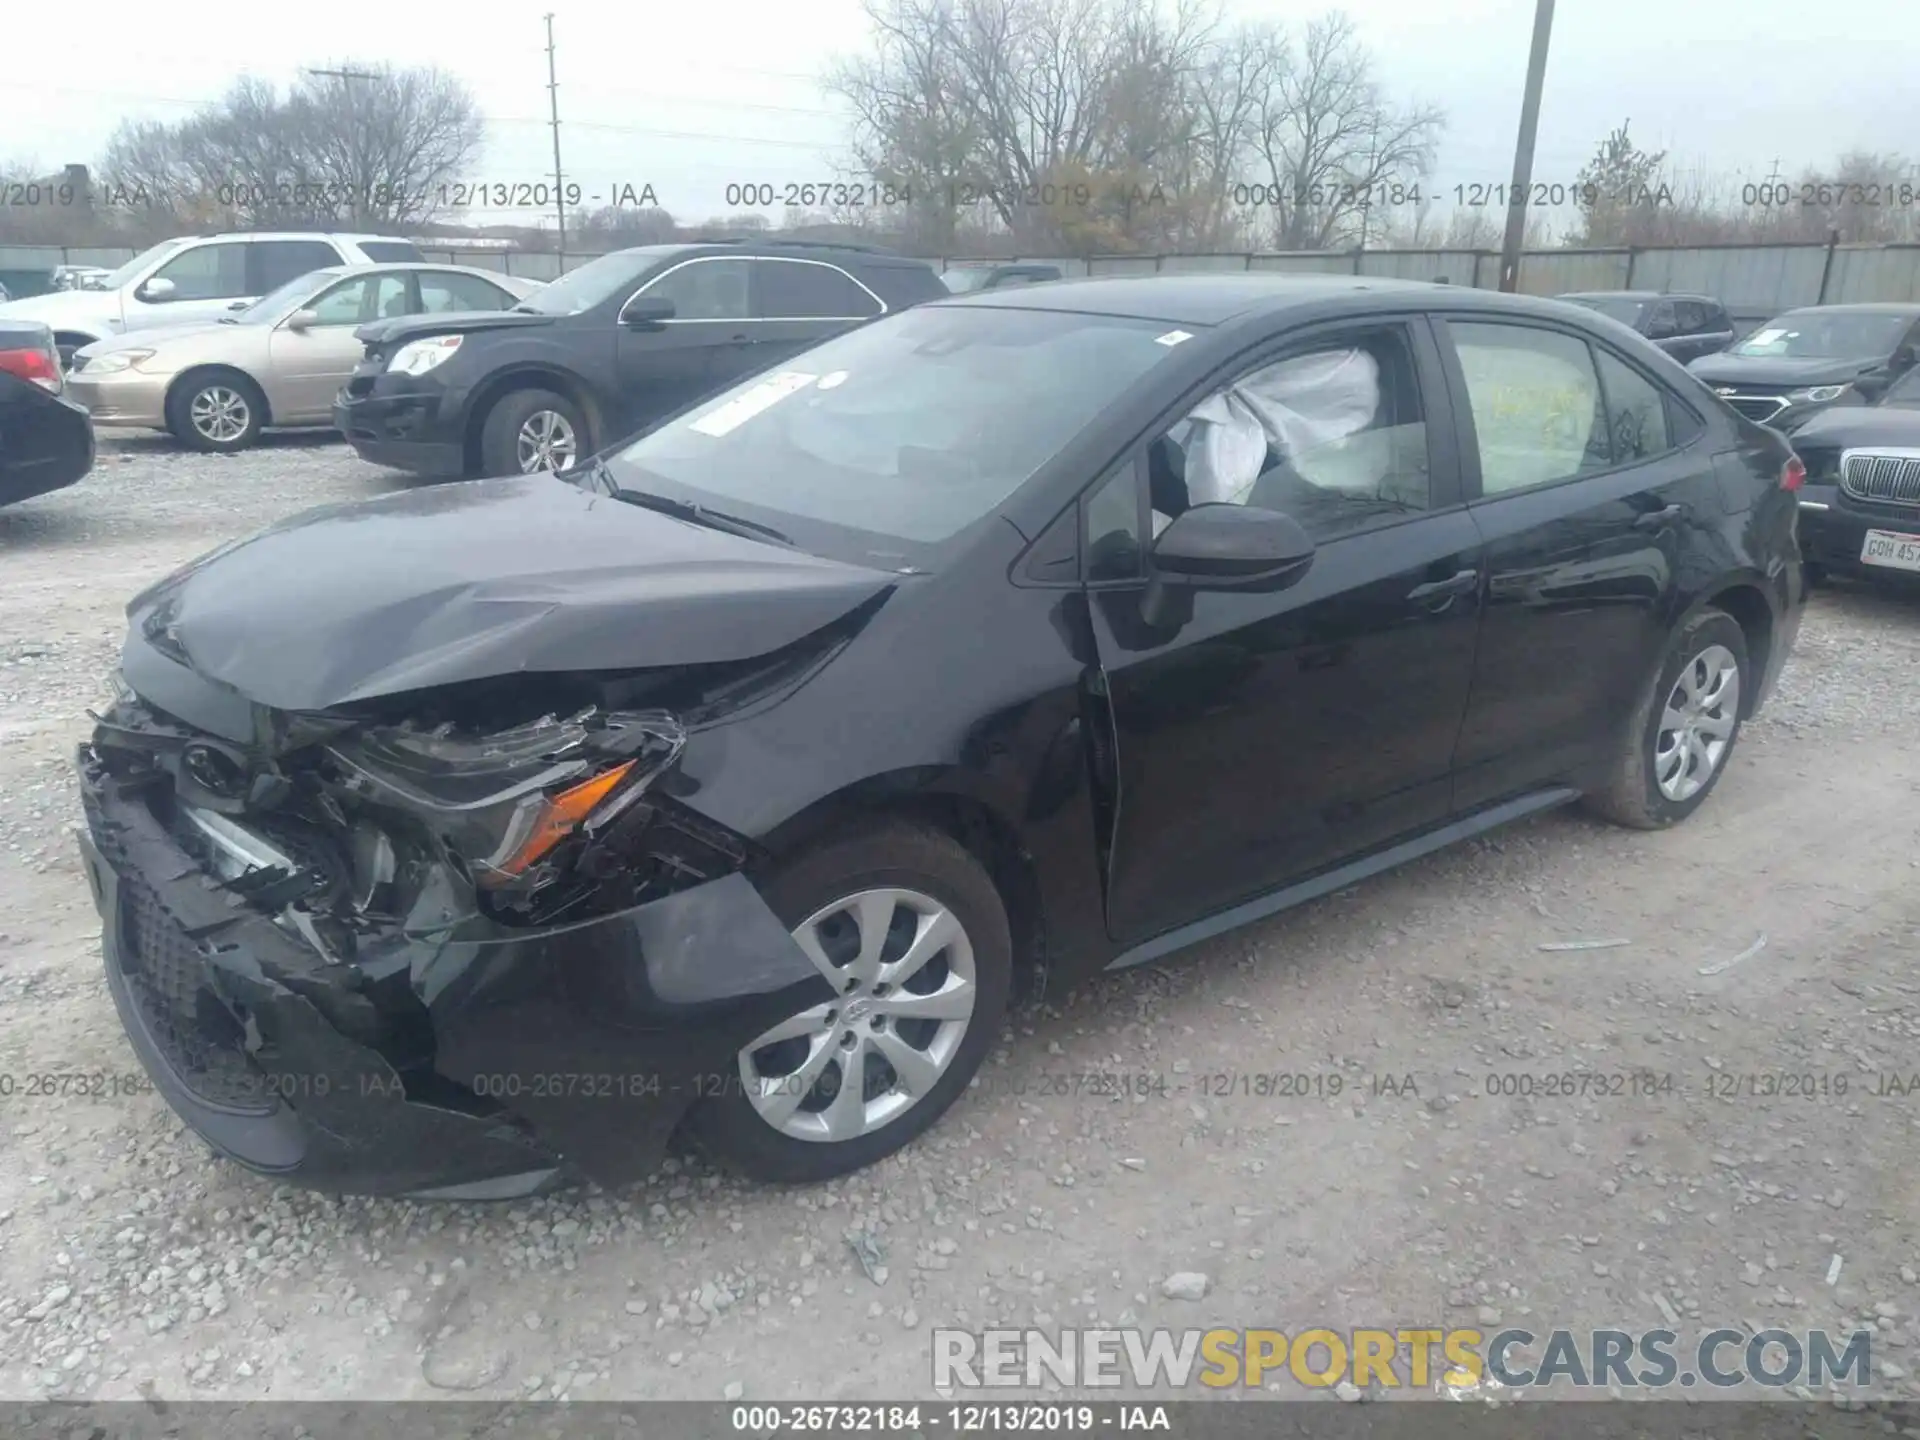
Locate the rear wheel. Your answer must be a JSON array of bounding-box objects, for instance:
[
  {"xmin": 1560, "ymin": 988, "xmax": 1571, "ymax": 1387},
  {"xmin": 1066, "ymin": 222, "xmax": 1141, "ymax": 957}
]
[
  {"xmin": 166, "ymin": 371, "xmax": 266, "ymax": 453},
  {"xmin": 1584, "ymin": 608, "xmax": 1749, "ymax": 830},
  {"xmin": 478, "ymin": 388, "xmax": 588, "ymax": 478},
  {"xmin": 688, "ymin": 823, "xmax": 1012, "ymax": 1183}
]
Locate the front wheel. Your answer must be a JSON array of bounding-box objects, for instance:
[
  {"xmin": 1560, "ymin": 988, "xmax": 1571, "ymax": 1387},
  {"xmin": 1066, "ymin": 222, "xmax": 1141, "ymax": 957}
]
[
  {"xmin": 688, "ymin": 822, "xmax": 1012, "ymax": 1183},
  {"xmin": 166, "ymin": 372, "xmax": 265, "ymax": 453},
  {"xmin": 478, "ymin": 388, "xmax": 588, "ymax": 478},
  {"xmin": 1584, "ymin": 607, "xmax": 1749, "ymax": 830}
]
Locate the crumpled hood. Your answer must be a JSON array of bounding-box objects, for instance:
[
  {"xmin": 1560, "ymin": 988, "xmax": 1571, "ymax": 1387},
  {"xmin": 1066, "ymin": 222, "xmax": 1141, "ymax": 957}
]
[
  {"xmin": 129, "ymin": 474, "xmax": 896, "ymax": 713},
  {"xmin": 1689, "ymin": 352, "xmax": 1884, "ymax": 387},
  {"xmin": 1788, "ymin": 405, "xmax": 1920, "ymax": 452}
]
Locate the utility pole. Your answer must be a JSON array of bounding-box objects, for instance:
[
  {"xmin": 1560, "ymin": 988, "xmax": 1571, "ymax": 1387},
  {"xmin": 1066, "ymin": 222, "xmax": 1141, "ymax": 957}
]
[
  {"xmin": 1497, "ymin": 0, "xmax": 1555, "ymax": 293},
  {"xmin": 545, "ymin": 14, "xmax": 567, "ymax": 269}
]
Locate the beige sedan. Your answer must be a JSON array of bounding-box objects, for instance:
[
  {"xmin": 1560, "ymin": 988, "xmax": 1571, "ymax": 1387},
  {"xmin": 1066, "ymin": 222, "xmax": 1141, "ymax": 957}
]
[{"xmin": 67, "ymin": 263, "xmax": 543, "ymax": 453}]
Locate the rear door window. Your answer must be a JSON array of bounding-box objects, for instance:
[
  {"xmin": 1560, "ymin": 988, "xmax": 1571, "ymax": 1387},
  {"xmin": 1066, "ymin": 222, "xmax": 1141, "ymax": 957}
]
[
  {"xmin": 1450, "ymin": 321, "xmax": 1610, "ymax": 495},
  {"xmin": 755, "ymin": 260, "xmax": 880, "ymax": 320},
  {"xmin": 250, "ymin": 240, "xmax": 347, "ymax": 293},
  {"xmin": 419, "ymin": 271, "xmax": 517, "ymax": 313}
]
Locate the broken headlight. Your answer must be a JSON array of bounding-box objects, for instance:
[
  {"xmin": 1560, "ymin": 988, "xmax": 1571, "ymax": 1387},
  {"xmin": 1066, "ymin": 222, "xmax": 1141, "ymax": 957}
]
[{"xmin": 326, "ymin": 708, "xmax": 685, "ymax": 889}]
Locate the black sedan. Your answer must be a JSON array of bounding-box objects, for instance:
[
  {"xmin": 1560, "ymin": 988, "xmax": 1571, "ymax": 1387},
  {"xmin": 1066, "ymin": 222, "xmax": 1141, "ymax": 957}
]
[
  {"xmin": 1, "ymin": 320, "xmax": 94, "ymax": 508},
  {"xmin": 1789, "ymin": 365, "xmax": 1920, "ymax": 587},
  {"xmin": 77, "ymin": 275, "xmax": 1805, "ymax": 1198}
]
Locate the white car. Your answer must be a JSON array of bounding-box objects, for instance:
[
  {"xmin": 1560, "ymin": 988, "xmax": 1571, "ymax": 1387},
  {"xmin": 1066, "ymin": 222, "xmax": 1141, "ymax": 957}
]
[{"xmin": 0, "ymin": 233, "xmax": 424, "ymax": 368}]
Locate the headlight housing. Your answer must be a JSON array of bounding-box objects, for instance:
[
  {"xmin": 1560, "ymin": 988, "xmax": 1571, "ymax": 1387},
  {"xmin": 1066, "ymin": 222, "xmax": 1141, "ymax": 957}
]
[
  {"xmin": 326, "ymin": 708, "xmax": 685, "ymax": 890},
  {"xmin": 1787, "ymin": 384, "xmax": 1849, "ymax": 404},
  {"xmin": 388, "ymin": 335, "xmax": 463, "ymax": 376},
  {"xmin": 79, "ymin": 349, "xmax": 156, "ymax": 375}
]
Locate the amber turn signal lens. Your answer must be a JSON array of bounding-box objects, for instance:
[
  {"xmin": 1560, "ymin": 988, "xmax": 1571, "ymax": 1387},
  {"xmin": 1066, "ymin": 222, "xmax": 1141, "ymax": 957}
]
[{"xmin": 489, "ymin": 761, "xmax": 637, "ymax": 880}]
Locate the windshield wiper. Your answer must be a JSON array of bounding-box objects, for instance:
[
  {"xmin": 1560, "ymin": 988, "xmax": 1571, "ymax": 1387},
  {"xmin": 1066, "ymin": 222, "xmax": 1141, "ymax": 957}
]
[{"xmin": 579, "ymin": 460, "xmax": 792, "ymax": 546}]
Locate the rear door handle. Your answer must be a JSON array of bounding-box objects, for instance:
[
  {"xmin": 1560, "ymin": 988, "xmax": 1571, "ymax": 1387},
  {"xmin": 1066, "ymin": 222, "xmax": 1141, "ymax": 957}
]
[
  {"xmin": 1633, "ymin": 503, "xmax": 1686, "ymax": 531},
  {"xmin": 1406, "ymin": 568, "xmax": 1479, "ymax": 603}
]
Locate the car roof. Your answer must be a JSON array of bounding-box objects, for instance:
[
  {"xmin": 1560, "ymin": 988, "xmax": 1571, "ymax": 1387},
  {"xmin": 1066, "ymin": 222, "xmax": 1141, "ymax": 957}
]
[
  {"xmin": 1559, "ymin": 290, "xmax": 1714, "ymax": 301},
  {"xmin": 1773, "ymin": 302, "xmax": 1920, "ymax": 317},
  {"xmin": 302, "ymin": 261, "xmax": 503, "ymax": 276},
  {"xmin": 170, "ymin": 232, "xmax": 416, "ymax": 244},
  {"xmin": 603, "ymin": 240, "xmax": 930, "ymax": 269},
  {"xmin": 938, "ymin": 273, "xmax": 1593, "ymax": 326}
]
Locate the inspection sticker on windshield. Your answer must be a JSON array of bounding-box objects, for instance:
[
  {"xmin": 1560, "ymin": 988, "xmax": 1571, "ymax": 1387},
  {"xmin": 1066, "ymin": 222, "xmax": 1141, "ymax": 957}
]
[
  {"xmin": 1155, "ymin": 329, "xmax": 1194, "ymax": 347},
  {"xmin": 688, "ymin": 372, "xmax": 817, "ymax": 436},
  {"xmin": 1745, "ymin": 328, "xmax": 1787, "ymax": 346}
]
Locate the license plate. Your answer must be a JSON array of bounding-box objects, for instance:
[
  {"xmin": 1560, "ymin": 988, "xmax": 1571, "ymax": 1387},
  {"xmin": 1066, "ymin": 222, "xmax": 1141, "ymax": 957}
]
[{"xmin": 1861, "ymin": 528, "xmax": 1920, "ymax": 572}]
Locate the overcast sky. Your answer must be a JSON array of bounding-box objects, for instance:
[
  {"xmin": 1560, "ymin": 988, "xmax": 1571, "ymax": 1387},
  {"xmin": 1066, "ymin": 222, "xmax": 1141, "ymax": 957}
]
[{"xmin": 6, "ymin": 0, "xmax": 1915, "ymax": 232}]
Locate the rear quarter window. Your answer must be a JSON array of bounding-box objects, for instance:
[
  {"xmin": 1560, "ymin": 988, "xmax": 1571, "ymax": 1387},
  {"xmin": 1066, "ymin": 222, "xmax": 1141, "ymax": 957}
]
[{"xmin": 358, "ymin": 241, "xmax": 423, "ymax": 262}]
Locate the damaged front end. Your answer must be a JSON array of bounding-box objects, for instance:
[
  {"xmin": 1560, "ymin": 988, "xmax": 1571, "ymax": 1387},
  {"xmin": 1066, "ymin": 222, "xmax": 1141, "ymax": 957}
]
[{"xmin": 76, "ymin": 668, "xmax": 824, "ymax": 1198}]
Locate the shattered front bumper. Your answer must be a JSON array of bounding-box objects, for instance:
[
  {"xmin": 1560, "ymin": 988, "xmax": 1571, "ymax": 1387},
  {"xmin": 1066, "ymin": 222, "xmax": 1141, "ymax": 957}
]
[{"xmin": 77, "ymin": 750, "xmax": 823, "ymax": 1199}]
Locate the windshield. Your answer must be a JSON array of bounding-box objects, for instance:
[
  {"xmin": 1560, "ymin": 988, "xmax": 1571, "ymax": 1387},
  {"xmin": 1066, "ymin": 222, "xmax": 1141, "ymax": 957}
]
[
  {"xmin": 229, "ymin": 270, "xmax": 342, "ymax": 325},
  {"xmin": 940, "ymin": 269, "xmax": 996, "ymax": 294},
  {"xmin": 1733, "ymin": 311, "xmax": 1913, "ymax": 360},
  {"xmin": 1562, "ymin": 295, "xmax": 1646, "ymax": 326},
  {"xmin": 1882, "ymin": 367, "xmax": 1920, "ymax": 409},
  {"xmin": 98, "ymin": 237, "xmax": 194, "ymax": 291},
  {"xmin": 612, "ymin": 305, "xmax": 1188, "ymax": 549},
  {"xmin": 513, "ymin": 248, "xmax": 667, "ymax": 314}
]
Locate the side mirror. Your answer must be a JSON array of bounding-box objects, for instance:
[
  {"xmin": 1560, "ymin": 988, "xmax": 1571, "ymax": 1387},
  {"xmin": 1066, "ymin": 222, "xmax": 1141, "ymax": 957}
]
[
  {"xmin": 138, "ymin": 276, "xmax": 176, "ymax": 303},
  {"xmin": 1644, "ymin": 317, "xmax": 1677, "ymax": 340},
  {"xmin": 620, "ymin": 295, "xmax": 675, "ymax": 327},
  {"xmin": 284, "ymin": 309, "xmax": 318, "ymax": 332},
  {"xmin": 1149, "ymin": 503, "xmax": 1317, "ymax": 591},
  {"xmin": 1892, "ymin": 344, "xmax": 1917, "ymax": 371}
]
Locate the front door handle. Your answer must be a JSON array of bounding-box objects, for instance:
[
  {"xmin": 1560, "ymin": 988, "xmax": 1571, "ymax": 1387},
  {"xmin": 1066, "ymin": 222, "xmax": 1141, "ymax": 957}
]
[
  {"xmin": 1406, "ymin": 568, "xmax": 1479, "ymax": 605},
  {"xmin": 1633, "ymin": 503, "xmax": 1686, "ymax": 531}
]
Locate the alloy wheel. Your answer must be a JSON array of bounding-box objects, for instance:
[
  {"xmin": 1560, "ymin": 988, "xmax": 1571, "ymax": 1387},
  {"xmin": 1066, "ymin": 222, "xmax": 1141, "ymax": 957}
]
[
  {"xmin": 515, "ymin": 410, "xmax": 578, "ymax": 473},
  {"xmin": 738, "ymin": 888, "xmax": 977, "ymax": 1144},
  {"xmin": 1654, "ymin": 643, "xmax": 1740, "ymax": 802},
  {"xmin": 190, "ymin": 387, "xmax": 251, "ymax": 444}
]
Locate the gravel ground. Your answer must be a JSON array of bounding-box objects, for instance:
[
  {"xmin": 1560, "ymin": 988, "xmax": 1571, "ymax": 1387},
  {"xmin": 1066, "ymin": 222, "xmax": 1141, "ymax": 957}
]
[{"xmin": 1, "ymin": 435, "xmax": 1918, "ymax": 1405}]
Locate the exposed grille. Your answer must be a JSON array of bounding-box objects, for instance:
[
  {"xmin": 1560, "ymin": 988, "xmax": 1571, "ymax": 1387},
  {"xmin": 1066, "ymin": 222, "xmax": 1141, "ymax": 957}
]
[
  {"xmin": 117, "ymin": 878, "xmax": 268, "ymax": 1111},
  {"xmin": 1724, "ymin": 394, "xmax": 1788, "ymax": 423},
  {"xmin": 1841, "ymin": 450, "xmax": 1920, "ymax": 508}
]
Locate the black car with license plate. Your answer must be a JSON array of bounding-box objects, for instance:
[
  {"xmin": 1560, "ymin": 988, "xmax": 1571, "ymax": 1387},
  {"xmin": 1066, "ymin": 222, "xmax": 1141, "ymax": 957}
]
[
  {"xmin": 81, "ymin": 275, "xmax": 1804, "ymax": 1198},
  {"xmin": 1, "ymin": 320, "xmax": 95, "ymax": 508},
  {"xmin": 333, "ymin": 239, "xmax": 948, "ymax": 480},
  {"xmin": 1787, "ymin": 364, "xmax": 1920, "ymax": 587},
  {"xmin": 1689, "ymin": 303, "xmax": 1920, "ymax": 433}
]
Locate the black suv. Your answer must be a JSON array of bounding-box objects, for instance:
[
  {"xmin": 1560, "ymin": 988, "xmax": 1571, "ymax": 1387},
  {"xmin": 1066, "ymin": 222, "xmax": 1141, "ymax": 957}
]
[
  {"xmin": 334, "ymin": 240, "xmax": 948, "ymax": 478},
  {"xmin": 1556, "ymin": 291, "xmax": 1735, "ymax": 364},
  {"xmin": 1688, "ymin": 303, "xmax": 1920, "ymax": 434}
]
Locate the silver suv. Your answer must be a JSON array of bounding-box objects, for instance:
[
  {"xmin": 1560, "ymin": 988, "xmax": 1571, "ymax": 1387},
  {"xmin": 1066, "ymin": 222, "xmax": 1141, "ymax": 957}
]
[{"xmin": 0, "ymin": 233, "xmax": 424, "ymax": 367}]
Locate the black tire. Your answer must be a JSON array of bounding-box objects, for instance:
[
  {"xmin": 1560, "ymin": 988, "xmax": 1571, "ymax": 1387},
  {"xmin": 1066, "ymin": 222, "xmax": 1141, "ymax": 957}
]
[
  {"xmin": 688, "ymin": 822, "xmax": 1013, "ymax": 1184},
  {"xmin": 166, "ymin": 370, "xmax": 266, "ymax": 454},
  {"xmin": 1803, "ymin": 561, "xmax": 1828, "ymax": 589},
  {"xmin": 1583, "ymin": 607, "xmax": 1750, "ymax": 830},
  {"xmin": 477, "ymin": 387, "xmax": 589, "ymax": 478}
]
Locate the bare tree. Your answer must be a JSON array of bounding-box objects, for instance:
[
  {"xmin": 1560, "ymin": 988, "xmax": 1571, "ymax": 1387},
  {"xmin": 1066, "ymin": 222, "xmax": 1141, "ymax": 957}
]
[
  {"xmin": 97, "ymin": 65, "xmax": 483, "ymax": 233},
  {"xmin": 1243, "ymin": 12, "xmax": 1443, "ymax": 249}
]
